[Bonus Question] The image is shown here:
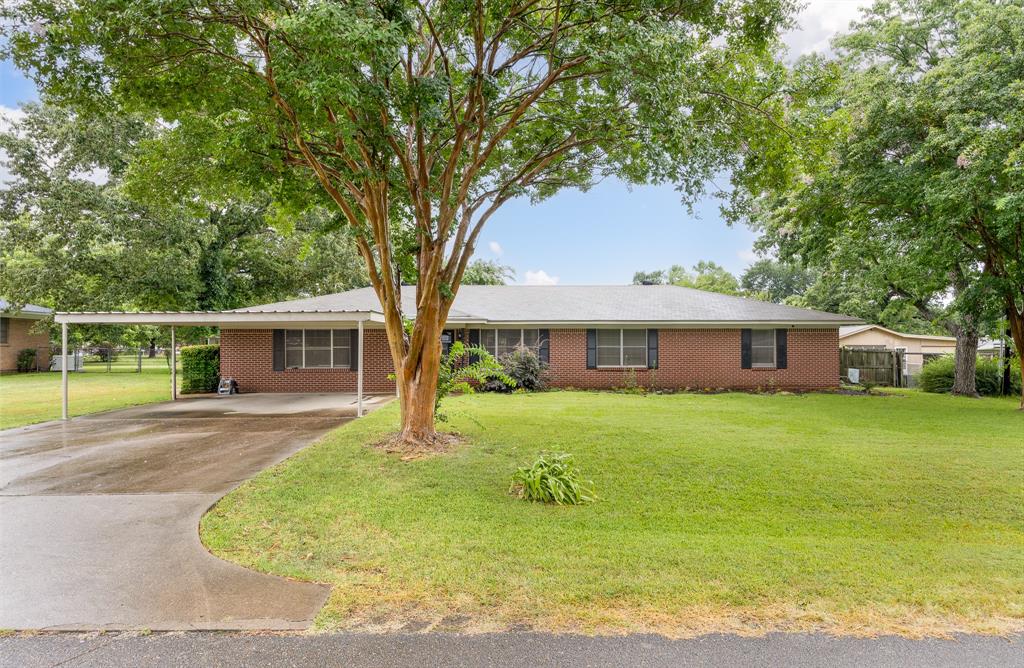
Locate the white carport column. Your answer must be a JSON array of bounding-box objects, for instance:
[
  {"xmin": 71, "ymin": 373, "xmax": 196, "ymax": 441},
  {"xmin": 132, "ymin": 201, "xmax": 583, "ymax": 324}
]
[
  {"xmin": 61, "ymin": 322, "xmax": 69, "ymax": 420},
  {"xmin": 357, "ymin": 319, "xmax": 364, "ymax": 417},
  {"xmin": 170, "ymin": 326, "xmax": 177, "ymax": 401}
]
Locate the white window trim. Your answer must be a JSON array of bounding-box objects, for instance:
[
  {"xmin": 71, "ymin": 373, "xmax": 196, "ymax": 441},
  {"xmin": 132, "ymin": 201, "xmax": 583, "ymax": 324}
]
[
  {"xmin": 475, "ymin": 328, "xmax": 540, "ymax": 356},
  {"xmin": 751, "ymin": 328, "xmax": 776, "ymax": 369},
  {"xmin": 285, "ymin": 329, "xmax": 351, "ymax": 369},
  {"xmin": 596, "ymin": 328, "xmax": 648, "ymax": 368}
]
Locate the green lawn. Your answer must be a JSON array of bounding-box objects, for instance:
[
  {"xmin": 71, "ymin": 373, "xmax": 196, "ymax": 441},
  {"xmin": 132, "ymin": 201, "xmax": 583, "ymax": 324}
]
[
  {"xmin": 0, "ymin": 369, "xmax": 177, "ymax": 429},
  {"xmin": 201, "ymin": 390, "xmax": 1024, "ymax": 637}
]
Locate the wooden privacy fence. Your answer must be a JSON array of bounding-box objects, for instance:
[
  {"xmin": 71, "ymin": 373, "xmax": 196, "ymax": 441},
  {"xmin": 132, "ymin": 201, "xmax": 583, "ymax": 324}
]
[{"xmin": 840, "ymin": 346, "xmax": 906, "ymax": 387}]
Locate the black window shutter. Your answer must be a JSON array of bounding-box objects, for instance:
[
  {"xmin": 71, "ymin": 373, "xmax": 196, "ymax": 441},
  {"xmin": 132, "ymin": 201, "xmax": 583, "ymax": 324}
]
[
  {"xmin": 272, "ymin": 329, "xmax": 285, "ymax": 371},
  {"xmin": 586, "ymin": 329, "xmax": 597, "ymax": 369},
  {"xmin": 468, "ymin": 328, "xmax": 480, "ymax": 363},
  {"xmin": 647, "ymin": 329, "xmax": 658, "ymax": 369},
  {"xmin": 740, "ymin": 329, "xmax": 752, "ymax": 369},
  {"xmin": 350, "ymin": 329, "xmax": 359, "ymax": 371},
  {"xmin": 776, "ymin": 328, "xmax": 788, "ymax": 369},
  {"xmin": 538, "ymin": 329, "xmax": 550, "ymax": 364}
]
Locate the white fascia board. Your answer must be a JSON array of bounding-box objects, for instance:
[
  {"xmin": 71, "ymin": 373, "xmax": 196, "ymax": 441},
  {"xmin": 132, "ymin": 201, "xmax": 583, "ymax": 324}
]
[
  {"xmin": 455, "ymin": 320, "xmax": 859, "ymax": 328},
  {"xmin": 54, "ymin": 311, "xmax": 380, "ymax": 326},
  {"xmin": 2, "ymin": 311, "xmax": 51, "ymax": 321}
]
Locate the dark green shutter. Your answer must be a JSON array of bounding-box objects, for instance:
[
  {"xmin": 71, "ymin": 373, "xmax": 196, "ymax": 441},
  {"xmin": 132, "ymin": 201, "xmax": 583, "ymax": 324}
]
[
  {"xmin": 586, "ymin": 329, "xmax": 597, "ymax": 369},
  {"xmin": 350, "ymin": 329, "xmax": 359, "ymax": 371},
  {"xmin": 740, "ymin": 329, "xmax": 752, "ymax": 369},
  {"xmin": 272, "ymin": 329, "xmax": 285, "ymax": 371},
  {"xmin": 538, "ymin": 329, "xmax": 550, "ymax": 364},
  {"xmin": 468, "ymin": 328, "xmax": 480, "ymax": 363},
  {"xmin": 647, "ymin": 329, "xmax": 658, "ymax": 369},
  {"xmin": 776, "ymin": 328, "xmax": 788, "ymax": 369}
]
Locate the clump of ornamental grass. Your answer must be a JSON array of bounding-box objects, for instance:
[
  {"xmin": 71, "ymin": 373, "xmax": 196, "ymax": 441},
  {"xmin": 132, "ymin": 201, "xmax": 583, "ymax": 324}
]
[{"xmin": 510, "ymin": 453, "xmax": 595, "ymax": 505}]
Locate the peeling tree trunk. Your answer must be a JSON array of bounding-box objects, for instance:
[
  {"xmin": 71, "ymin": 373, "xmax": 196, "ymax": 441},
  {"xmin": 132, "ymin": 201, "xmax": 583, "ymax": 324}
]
[{"xmin": 949, "ymin": 322, "xmax": 980, "ymax": 398}]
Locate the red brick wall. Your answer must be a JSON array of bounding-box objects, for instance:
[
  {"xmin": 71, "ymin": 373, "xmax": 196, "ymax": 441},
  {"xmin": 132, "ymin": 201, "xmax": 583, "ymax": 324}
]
[
  {"xmin": 547, "ymin": 328, "xmax": 839, "ymax": 390},
  {"xmin": 219, "ymin": 326, "xmax": 839, "ymax": 393},
  {"xmin": 220, "ymin": 328, "xmax": 396, "ymax": 393},
  {"xmin": 0, "ymin": 317, "xmax": 51, "ymax": 373}
]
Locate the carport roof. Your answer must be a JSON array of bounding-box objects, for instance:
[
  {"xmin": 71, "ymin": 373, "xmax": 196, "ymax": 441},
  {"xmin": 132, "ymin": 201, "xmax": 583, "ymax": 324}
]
[{"xmin": 53, "ymin": 309, "xmax": 383, "ymax": 326}]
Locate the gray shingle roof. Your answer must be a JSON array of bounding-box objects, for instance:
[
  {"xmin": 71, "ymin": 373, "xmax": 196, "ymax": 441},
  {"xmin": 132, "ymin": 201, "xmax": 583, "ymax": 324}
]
[
  {"xmin": 0, "ymin": 299, "xmax": 52, "ymax": 316},
  {"xmin": 235, "ymin": 285, "xmax": 860, "ymax": 325}
]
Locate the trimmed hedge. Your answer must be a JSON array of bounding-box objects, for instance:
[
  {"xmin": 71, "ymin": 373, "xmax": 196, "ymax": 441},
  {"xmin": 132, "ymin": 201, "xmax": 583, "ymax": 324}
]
[
  {"xmin": 917, "ymin": 354, "xmax": 1021, "ymax": 396},
  {"xmin": 180, "ymin": 344, "xmax": 220, "ymax": 394}
]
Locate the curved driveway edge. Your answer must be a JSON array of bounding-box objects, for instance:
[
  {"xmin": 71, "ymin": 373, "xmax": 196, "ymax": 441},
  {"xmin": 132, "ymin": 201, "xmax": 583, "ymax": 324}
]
[{"xmin": 0, "ymin": 393, "xmax": 391, "ymax": 631}]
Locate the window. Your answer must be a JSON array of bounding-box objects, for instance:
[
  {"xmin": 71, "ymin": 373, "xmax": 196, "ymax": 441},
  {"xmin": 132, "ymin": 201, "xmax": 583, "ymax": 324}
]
[
  {"xmin": 597, "ymin": 329, "xmax": 647, "ymax": 367},
  {"xmin": 473, "ymin": 329, "xmax": 541, "ymax": 356},
  {"xmin": 284, "ymin": 329, "xmax": 352, "ymax": 369},
  {"xmin": 0, "ymin": 317, "xmax": 7, "ymax": 344},
  {"xmin": 751, "ymin": 329, "xmax": 776, "ymax": 368}
]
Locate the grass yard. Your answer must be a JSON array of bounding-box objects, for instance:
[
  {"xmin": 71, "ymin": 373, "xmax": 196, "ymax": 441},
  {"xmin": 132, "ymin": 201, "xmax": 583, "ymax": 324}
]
[
  {"xmin": 0, "ymin": 369, "xmax": 177, "ymax": 429},
  {"xmin": 201, "ymin": 390, "xmax": 1024, "ymax": 637}
]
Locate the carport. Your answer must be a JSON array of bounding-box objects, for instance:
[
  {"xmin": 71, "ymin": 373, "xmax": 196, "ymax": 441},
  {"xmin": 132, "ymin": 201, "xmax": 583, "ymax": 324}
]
[{"xmin": 54, "ymin": 308, "xmax": 385, "ymax": 420}]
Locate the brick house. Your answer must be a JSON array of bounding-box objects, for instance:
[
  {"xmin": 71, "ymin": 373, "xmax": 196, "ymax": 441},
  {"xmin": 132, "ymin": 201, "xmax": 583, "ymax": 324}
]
[
  {"xmin": 0, "ymin": 300, "xmax": 52, "ymax": 373},
  {"xmin": 216, "ymin": 285, "xmax": 859, "ymax": 394}
]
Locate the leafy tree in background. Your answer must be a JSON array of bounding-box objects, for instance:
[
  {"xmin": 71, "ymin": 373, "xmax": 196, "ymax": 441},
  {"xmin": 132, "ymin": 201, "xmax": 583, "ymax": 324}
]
[
  {"xmin": 462, "ymin": 259, "xmax": 515, "ymax": 286},
  {"xmin": 734, "ymin": 0, "xmax": 1022, "ymax": 403},
  {"xmin": 4, "ymin": 0, "xmax": 803, "ymax": 443},
  {"xmin": 0, "ymin": 103, "xmax": 368, "ymax": 345},
  {"xmin": 633, "ymin": 261, "xmax": 740, "ymax": 295},
  {"xmin": 740, "ymin": 259, "xmax": 815, "ymax": 303}
]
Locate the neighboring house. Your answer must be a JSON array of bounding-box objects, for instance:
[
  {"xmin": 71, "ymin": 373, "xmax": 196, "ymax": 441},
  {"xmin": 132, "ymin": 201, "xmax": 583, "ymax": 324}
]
[
  {"xmin": 0, "ymin": 300, "xmax": 52, "ymax": 373},
  {"xmin": 838, "ymin": 324, "xmax": 955, "ymax": 377},
  {"xmin": 212, "ymin": 286, "xmax": 858, "ymax": 392}
]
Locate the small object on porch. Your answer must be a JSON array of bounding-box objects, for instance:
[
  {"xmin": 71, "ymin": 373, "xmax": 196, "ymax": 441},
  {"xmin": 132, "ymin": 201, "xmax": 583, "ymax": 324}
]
[{"xmin": 217, "ymin": 378, "xmax": 239, "ymax": 395}]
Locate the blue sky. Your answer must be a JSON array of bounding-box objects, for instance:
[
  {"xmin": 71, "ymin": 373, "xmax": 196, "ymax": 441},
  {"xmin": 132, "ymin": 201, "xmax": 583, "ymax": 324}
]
[{"xmin": 0, "ymin": 1, "xmax": 865, "ymax": 285}]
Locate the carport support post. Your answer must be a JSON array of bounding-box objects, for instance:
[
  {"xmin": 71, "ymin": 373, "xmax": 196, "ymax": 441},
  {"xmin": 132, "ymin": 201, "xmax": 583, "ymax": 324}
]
[
  {"xmin": 357, "ymin": 319, "xmax": 364, "ymax": 417},
  {"xmin": 170, "ymin": 326, "xmax": 177, "ymax": 401},
  {"xmin": 61, "ymin": 322, "xmax": 68, "ymax": 421}
]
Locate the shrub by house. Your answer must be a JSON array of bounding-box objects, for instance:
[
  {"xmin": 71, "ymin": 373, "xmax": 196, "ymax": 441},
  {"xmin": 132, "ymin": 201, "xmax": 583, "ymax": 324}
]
[{"xmin": 180, "ymin": 344, "xmax": 220, "ymax": 394}]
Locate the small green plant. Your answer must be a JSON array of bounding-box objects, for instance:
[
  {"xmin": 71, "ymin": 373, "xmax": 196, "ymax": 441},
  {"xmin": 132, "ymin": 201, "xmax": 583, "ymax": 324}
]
[
  {"xmin": 510, "ymin": 453, "xmax": 595, "ymax": 505},
  {"xmin": 16, "ymin": 348, "xmax": 37, "ymax": 372},
  {"xmin": 435, "ymin": 341, "xmax": 512, "ymax": 422}
]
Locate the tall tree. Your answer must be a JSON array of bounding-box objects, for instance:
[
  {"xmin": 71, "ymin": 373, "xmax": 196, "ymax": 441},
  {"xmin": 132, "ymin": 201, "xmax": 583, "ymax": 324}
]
[
  {"xmin": 0, "ymin": 103, "xmax": 368, "ymax": 329},
  {"xmin": 3, "ymin": 0, "xmax": 802, "ymax": 443},
  {"xmin": 734, "ymin": 0, "xmax": 1022, "ymax": 403}
]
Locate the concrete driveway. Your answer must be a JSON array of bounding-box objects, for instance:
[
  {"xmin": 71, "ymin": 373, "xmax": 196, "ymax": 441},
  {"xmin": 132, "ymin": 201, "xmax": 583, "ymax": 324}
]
[{"xmin": 0, "ymin": 393, "xmax": 391, "ymax": 631}]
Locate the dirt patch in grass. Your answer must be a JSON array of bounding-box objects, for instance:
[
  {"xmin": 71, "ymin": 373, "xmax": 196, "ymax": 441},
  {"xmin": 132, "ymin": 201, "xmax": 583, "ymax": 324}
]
[
  {"xmin": 312, "ymin": 598, "xmax": 1024, "ymax": 639},
  {"xmin": 372, "ymin": 431, "xmax": 464, "ymax": 460}
]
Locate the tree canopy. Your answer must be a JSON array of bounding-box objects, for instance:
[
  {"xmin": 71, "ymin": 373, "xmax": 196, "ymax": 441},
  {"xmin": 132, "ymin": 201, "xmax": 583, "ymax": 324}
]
[
  {"xmin": 735, "ymin": 0, "xmax": 1023, "ymax": 402},
  {"xmin": 0, "ymin": 102, "xmax": 368, "ymax": 344},
  {"xmin": 3, "ymin": 0, "xmax": 805, "ymax": 440},
  {"xmin": 461, "ymin": 259, "xmax": 515, "ymax": 285}
]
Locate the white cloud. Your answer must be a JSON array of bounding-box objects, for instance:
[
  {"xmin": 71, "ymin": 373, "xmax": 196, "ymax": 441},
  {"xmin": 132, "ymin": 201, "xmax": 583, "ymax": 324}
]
[
  {"xmin": 524, "ymin": 269, "xmax": 559, "ymax": 286},
  {"xmin": 737, "ymin": 248, "xmax": 759, "ymax": 263},
  {"xmin": 488, "ymin": 240, "xmax": 503, "ymax": 257},
  {"xmin": 781, "ymin": 1, "xmax": 871, "ymax": 59}
]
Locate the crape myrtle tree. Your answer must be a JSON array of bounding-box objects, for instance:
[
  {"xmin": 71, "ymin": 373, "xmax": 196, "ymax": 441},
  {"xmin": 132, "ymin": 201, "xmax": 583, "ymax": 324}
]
[
  {"xmin": 4, "ymin": 0, "xmax": 804, "ymax": 443},
  {"xmin": 735, "ymin": 0, "xmax": 1023, "ymax": 403}
]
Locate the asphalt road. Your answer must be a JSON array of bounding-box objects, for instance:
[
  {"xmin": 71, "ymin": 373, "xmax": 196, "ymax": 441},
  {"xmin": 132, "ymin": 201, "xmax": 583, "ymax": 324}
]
[{"xmin": 1, "ymin": 631, "xmax": 1021, "ymax": 668}]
